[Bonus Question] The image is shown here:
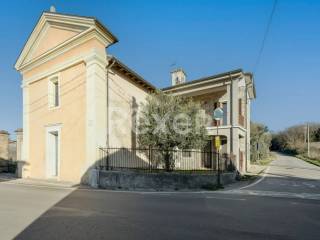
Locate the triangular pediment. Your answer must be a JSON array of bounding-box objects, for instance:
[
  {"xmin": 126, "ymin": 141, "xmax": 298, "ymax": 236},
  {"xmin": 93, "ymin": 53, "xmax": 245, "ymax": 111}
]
[
  {"xmin": 15, "ymin": 12, "xmax": 118, "ymax": 71},
  {"xmin": 24, "ymin": 22, "xmax": 86, "ymax": 63}
]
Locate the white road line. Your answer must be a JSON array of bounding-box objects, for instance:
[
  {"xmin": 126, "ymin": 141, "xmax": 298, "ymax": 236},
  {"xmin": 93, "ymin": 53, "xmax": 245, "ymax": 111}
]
[
  {"xmin": 222, "ymin": 189, "xmax": 320, "ymax": 200},
  {"xmin": 0, "ymin": 180, "xmax": 76, "ymax": 190},
  {"xmin": 206, "ymin": 196, "xmax": 246, "ymax": 201},
  {"xmin": 239, "ymin": 165, "xmax": 271, "ymax": 190}
]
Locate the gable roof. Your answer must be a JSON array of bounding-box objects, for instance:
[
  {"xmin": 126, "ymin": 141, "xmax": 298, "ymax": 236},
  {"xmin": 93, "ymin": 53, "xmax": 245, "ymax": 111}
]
[
  {"xmin": 162, "ymin": 69, "xmax": 256, "ymax": 99},
  {"xmin": 15, "ymin": 11, "xmax": 118, "ymax": 71},
  {"xmin": 108, "ymin": 55, "xmax": 156, "ymax": 92},
  {"xmin": 162, "ymin": 69, "xmax": 243, "ymax": 91},
  {"xmin": 42, "ymin": 11, "xmax": 118, "ymax": 42}
]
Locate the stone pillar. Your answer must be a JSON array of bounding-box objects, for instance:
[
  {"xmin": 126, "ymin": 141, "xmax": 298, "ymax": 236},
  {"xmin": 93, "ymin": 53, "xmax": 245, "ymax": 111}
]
[
  {"xmin": 0, "ymin": 130, "xmax": 9, "ymax": 160},
  {"xmin": 83, "ymin": 49, "xmax": 108, "ymax": 182},
  {"xmin": 226, "ymin": 84, "xmax": 231, "ymax": 126},
  {"xmin": 21, "ymin": 84, "xmax": 30, "ymax": 178},
  {"xmin": 231, "ymin": 79, "xmax": 239, "ymax": 127},
  {"xmin": 230, "ymin": 78, "xmax": 240, "ymax": 169},
  {"xmin": 246, "ymin": 98, "xmax": 251, "ymax": 171},
  {"xmin": 15, "ymin": 128, "xmax": 23, "ymax": 161}
]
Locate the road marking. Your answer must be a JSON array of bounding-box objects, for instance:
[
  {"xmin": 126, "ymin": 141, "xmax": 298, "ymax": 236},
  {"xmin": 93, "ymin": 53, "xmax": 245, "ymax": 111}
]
[
  {"xmin": 0, "ymin": 180, "xmax": 76, "ymax": 190},
  {"xmin": 302, "ymin": 182, "xmax": 316, "ymax": 188},
  {"xmin": 239, "ymin": 165, "xmax": 271, "ymax": 190},
  {"xmin": 222, "ymin": 189, "xmax": 320, "ymax": 200},
  {"xmin": 206, "ymin": 196, "xmax": 246, "ymax": 201}
]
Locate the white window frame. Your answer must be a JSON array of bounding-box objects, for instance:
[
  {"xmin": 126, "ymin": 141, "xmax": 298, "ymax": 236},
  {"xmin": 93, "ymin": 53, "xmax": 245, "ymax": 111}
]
[
  {"xmin": 48, "ymin": 73, "xmax": 61, "ymax": 109},
  {"xmin": 45, "ymin": 124, "xmax": 62, "ymax": 179}
]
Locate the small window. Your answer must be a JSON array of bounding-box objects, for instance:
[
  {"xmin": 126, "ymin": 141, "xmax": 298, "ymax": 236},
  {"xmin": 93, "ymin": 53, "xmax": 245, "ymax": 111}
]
[
  {"xmin": 48, "ymin": 76, "xmax": 60, "ymax": 108},
  {"xmin": 54, "ymin": 81, "xmax": 59, "ymax": 107}
]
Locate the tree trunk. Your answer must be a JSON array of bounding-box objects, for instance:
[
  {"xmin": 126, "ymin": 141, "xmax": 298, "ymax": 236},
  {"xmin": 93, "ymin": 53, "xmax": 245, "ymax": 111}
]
[{"xmin": 164, "ymin": 151, "xmax": 171, "ymax": 172}]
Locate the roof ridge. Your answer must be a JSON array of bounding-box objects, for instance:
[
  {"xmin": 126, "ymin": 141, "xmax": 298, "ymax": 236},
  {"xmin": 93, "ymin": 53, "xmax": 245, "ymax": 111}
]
[{"xmin": 162, "ymin": 69, "xmax": 243, "ymax": 91}]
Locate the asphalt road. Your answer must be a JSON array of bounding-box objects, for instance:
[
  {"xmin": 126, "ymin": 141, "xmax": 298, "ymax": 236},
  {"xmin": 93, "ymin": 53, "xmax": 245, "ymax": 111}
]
[
  {"xmin": 4, "ymin": 153, "xmax": 320, "ymax": 240},
  {"xmin": 0, "ymin": 182, "xmax": 72, "ymax": 240}
]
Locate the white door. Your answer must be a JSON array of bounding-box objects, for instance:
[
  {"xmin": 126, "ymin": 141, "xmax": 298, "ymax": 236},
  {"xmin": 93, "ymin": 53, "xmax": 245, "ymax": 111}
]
[{"xmin": 46, "ymin": 128, "xmax": 60, "ymax": 178}]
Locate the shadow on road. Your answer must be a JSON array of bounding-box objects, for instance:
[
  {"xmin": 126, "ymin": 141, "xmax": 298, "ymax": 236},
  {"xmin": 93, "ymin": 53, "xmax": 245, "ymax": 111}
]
[{"xmin": 14, "ymin": 183, "xmax": 320, "ymax": 240}]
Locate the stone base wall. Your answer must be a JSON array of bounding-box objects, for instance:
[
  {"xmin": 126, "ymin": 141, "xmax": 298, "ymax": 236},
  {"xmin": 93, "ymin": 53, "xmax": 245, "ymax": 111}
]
[{"xmin": 98, "ymin": 170, "xmax": 237, "ymax": 190}]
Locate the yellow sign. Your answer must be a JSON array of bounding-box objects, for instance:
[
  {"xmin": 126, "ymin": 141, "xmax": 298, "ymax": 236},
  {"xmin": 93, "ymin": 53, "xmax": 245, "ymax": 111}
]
[{"xmin": 215, "ymin": 136, "xmax": 221, "ymax": 149}]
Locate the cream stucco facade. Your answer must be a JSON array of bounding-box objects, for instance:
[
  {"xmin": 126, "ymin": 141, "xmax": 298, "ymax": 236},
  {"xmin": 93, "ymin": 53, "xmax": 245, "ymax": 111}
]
[{"xmin": 15, "ymin": 10, "xmax": 254, "ymax": 183}]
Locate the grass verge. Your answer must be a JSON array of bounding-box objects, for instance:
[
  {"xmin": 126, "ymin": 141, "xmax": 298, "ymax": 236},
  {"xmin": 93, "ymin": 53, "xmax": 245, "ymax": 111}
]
[
  {"xmin": 251, "ymin": 153, "xmax": 275, "ymax": 166},
  {"xmin": 296, "ymin": 154, "xmax": 320, "ymax": 167}
]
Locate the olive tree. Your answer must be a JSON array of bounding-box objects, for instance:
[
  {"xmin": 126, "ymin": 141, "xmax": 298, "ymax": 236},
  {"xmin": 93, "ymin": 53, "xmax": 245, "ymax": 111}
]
[
  {"xmin": 138, "ymin": 91, "xmax": 208, "ymax": 171},
  {"xmin": 250, "ymin": 122, "xmax": 272, "ymax": 162}
]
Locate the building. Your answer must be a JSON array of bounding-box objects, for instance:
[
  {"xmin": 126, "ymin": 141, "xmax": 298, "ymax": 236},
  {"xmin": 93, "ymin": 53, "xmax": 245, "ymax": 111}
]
[
  {"xmin": 0, "ymin": 130, "xmax": 10, "ymax": 160},
  {"xmin": 163, "ymin": 69, "xmax": 255, "ymax": 172},
  {"xmin": 0, "ymin": 129, "xmax": 23, "ymax": 173},
  {"xmin": 0, "ymin": 130, "xmax": 22, "ymax": 161},
  {"xmin": 15, "ymin": 9, "xmax": 255, "ymax": 183}
]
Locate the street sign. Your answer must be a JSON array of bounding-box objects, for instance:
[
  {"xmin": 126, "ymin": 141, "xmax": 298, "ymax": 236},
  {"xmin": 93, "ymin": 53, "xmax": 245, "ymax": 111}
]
[{"xmin": 213, "ymin": 107, "xmax": 223, "ymax": 121}]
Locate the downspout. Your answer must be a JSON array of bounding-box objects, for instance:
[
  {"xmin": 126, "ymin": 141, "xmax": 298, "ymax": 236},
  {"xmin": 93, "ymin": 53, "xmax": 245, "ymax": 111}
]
[
  {"xmin": 229, "ymin": 74, "xmax": 233, "ymax": 155},
  {"xmin": 245, "ymin": 81, "xmax": 248, "ymax": 173},
  {"xmin": 106, "ymin": 57, "xmax": 116, "ymax": 148}
]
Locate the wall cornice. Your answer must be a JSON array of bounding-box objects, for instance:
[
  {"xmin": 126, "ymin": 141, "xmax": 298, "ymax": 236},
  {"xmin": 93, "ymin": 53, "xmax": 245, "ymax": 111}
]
[
  {"xmin": 21, "ymin": 48, "xmax": 104, "ymax": 87},
  {"xmin": 18, "ymin": 28, "xmax": 110, "ymax": 74}
]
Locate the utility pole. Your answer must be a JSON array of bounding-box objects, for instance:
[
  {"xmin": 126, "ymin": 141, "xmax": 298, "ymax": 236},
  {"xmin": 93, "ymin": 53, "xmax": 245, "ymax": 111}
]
[
  {"xmin": 307, "ymin": 123, "xmax": 310, "ymax": 158},
  {"xmin": 213, "ymin": 106, "xmax": 223, "ymax": 188}
]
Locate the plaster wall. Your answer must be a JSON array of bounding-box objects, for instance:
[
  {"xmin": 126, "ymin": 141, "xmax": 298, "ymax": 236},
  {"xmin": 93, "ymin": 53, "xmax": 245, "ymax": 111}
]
[{"xmin": 108, "ymin": 70, "xmax": 150, "ymax": 148}]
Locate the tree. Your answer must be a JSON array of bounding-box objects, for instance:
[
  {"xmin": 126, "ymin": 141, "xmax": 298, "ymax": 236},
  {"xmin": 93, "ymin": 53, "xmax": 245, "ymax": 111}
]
[
  {"xmin": 312, "ymin": 127, "xmax": 320, "ymax": 142},
  {"xmin": 250, "ymin": 122, "xmax": 272, "ymax": 162},
  {"xmin": 138, "ymin": 91, "xmax": 208, "ymax": 171},
  {"xmin": 271, "ymin": 123, "xmax": 320, "ymax": 155}
]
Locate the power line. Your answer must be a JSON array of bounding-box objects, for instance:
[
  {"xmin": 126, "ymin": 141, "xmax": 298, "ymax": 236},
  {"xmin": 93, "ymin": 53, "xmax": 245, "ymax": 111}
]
[{"xmin": 253, "ymin": 0, "xmax": 278, "ymax": 74}]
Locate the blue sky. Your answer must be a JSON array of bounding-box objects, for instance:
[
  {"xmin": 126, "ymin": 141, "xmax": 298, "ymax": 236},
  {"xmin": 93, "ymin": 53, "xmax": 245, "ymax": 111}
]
[{"xmin": 1, "ymin": 0, "xmax": 319, "ymax": 136}]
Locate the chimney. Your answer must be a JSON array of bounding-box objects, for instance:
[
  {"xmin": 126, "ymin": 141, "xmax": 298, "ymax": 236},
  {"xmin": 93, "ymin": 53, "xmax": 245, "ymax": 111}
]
[{"xmin": 171, "ymin": 68, "xmax": 186, "ymax": 86}]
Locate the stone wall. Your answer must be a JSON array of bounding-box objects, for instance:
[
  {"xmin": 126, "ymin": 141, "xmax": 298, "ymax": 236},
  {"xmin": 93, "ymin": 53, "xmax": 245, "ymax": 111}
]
[{"xmin": 98, "ymin": 170, "xmax": 237, "ymax": 190}]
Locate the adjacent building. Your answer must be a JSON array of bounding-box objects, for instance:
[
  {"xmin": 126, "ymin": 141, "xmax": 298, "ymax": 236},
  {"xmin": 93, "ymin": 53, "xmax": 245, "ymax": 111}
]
[
  {"xmin": 15, "ymin": 10, "xmax": 255, "ymax": 183},
  {"xmin": 163, "ymin": 69, "xmax": 255, "ymax": 172}
]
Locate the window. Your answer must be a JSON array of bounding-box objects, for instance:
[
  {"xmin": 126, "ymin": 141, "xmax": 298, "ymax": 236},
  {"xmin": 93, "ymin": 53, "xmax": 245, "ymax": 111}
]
[
  {"xmin": 54, "ymin": 81, "xmax": 59, "ymax": 107},
  {"xmin": 48, "ymin": 76, "xmax": 60, "ymax": 108},
  {"xmin": 222, "ymin": 102, "xmax": 227, "ymax": 125}
]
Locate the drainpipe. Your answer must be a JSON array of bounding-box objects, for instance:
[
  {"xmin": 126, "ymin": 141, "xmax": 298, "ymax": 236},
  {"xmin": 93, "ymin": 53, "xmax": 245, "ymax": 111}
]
[
  {"xmin": 245, "ymin": 81, "xmax": 248, "ymax": 173},
  {"xmin": 106, "ymin": 56, "xmax": 116, "ymax": 148},
  {"xmin": 229, "ymin": 74, "xmax": 233, "ymax": 155}
]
